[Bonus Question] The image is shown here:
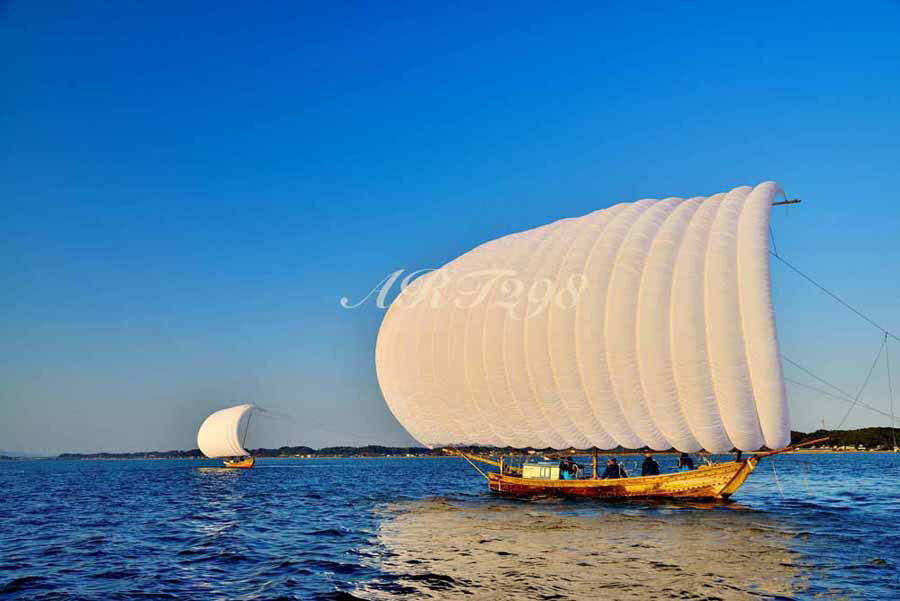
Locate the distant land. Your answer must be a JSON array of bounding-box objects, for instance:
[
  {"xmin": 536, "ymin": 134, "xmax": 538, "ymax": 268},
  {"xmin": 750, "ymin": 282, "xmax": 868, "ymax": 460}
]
[
  {"xmin": 0, "ymin": 450, "xmax": 43, "ymax": 458},
  {"xmin": 1, "ymin": 428, "xmax": 896, "ymax": 461}
]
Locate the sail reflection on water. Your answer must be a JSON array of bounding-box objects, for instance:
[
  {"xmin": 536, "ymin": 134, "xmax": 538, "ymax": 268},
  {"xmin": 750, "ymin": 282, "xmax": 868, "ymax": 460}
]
[{"xmin": 356, "ymin": 499, "xmax": 806, "ymax": 600}]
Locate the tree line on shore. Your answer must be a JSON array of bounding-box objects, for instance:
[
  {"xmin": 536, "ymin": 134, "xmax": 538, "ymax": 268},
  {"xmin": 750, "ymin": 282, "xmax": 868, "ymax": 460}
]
[
  {"xmin": 2, "ymin": 427, "xmax": 895, "ymax": 461},
  {"xmin": 789, "ymin": 427, "xmax": 898, "ymax": 450}
]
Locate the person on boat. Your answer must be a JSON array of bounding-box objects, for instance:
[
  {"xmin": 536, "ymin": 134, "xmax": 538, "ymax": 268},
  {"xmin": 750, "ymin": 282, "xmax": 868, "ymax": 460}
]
[
  {"xmin": 601, "ymin": 458, "xmax": 627, "ymax": 479},
  {"xmin": 569, "ymin": 459, "xmax": 581, "ymax": 479},
  {"xmin": 677, "ymin": 453, "xmax": 695, "ymax": 471},
  {"xmin": 560, "ymin": 457, "xmax": 579, "ymax": 480},
  {"xmin": 641, "ymin": 452, "xmax": 660, "ymax": 476}
]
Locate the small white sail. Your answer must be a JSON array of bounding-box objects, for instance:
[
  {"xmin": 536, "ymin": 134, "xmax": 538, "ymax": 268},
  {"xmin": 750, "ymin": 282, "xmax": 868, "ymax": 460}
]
[
  {"xmin": 197, "ymin": 404, "xmax": 255, "ymax": 458},
  {"xmin": 376, "ymin": 182, "xmax": 790, "ymax": 453}
]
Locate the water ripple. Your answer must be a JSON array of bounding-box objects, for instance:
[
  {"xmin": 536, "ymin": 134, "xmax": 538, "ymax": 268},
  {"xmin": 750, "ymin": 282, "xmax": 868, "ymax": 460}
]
[{"xmin": 1, "ymin": 454, "xmax": 898, "ymax": 599}]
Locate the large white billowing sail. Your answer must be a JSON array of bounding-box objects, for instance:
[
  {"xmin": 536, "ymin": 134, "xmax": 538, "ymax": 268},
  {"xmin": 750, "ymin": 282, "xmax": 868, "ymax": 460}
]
[
  {"xmin": 375, "ymin": 182, "xmax": 790, "ymax": 453},
  {"xmin": 197, "ymin": 404, "xmax": 255, "ymax": 458}
]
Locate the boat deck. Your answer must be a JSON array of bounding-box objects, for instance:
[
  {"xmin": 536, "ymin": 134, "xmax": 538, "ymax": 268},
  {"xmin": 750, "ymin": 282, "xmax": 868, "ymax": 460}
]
[{"xmin": 488, "ymin": 458, "xmax": 758, "ymax": 499}]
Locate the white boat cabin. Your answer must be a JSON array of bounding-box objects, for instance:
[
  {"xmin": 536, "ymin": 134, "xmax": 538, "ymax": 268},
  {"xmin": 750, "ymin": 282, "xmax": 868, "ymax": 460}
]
[{"xmin": 522, "ymin": 460, "xmax": 560, "ymax": 480}]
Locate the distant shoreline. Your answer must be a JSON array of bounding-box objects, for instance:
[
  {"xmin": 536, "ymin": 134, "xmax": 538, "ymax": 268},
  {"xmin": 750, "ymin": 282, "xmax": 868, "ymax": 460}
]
[
  {"xmin": 3, "ymin": 449, "xmax": 897, "ymax": 462},
  {"xmin": 3, "ymin": 427, "xmax": 895, "ymax": 461}
]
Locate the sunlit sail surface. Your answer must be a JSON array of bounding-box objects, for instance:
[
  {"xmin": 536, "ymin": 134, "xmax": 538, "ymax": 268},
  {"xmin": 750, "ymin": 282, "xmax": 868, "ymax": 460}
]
[{"xmin": 376, "ymin": 183, "xmax": 789, "ymax": 453}]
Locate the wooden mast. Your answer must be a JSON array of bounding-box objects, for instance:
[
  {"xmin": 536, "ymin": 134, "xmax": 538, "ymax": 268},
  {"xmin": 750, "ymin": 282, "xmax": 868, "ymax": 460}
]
[
  {"xmin": 241, "ymin": 408, "xmax": 253, "ymax": 459},
  {"xmin": 592, "ymin": 447, "xmax": 598, "ymax": 479}
]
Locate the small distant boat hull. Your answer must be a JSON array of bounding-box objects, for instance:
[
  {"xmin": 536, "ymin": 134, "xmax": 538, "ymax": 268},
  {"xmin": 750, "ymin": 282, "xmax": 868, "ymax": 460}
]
[
  {"xmin": 488, "ymin": 457, "xmax": 758, "ymax": 500},
  {"xmin": 223, "ymin": 457, "xmax": 255, "ymax": 469}
]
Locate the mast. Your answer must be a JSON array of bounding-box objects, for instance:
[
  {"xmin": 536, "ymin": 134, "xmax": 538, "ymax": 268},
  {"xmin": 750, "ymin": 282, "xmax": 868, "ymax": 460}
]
[{"xmin": 241, "ymin": 407, "xmax": 253, "ymax": 456}]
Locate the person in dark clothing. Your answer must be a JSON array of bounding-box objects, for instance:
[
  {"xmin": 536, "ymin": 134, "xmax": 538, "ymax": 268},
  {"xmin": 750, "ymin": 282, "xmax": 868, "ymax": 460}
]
[
  {"xmin": 641, "ymin": 452, "xmax": 660, "ymax": 476},
  {"xmin": 569, "ymin": 459, "xmax": 581, "ymax": 478},
  {"xmin": 560, "ymin": 457, "xmax": 578, "ymax": 480},
  {"xmin": 677, "ymin": 453, "xmax": 695, "ymax": 471},
  {"xmin": 601, "ymin": 458, "xmax": 627, "ymax": 479}
]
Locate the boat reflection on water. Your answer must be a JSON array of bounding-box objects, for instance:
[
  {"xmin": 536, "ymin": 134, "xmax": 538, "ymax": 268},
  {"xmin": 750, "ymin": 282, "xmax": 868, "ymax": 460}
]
[{"xmin": 356, "ymin": 498, "xmax": 806, "ymax": 600}]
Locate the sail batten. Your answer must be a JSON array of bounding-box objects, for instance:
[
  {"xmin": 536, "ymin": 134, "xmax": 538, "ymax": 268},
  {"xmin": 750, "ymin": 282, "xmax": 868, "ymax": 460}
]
[
  {"xmin": 639, "ymin": 196, "xmax": 705, "ymax": 452},
  {"xmin": 197, "ymin": 404, "xmax": 255, "ymax": 458},
  {"xmin": 376, "ymin": 183, "xmax": 790, "ymax": 452}
]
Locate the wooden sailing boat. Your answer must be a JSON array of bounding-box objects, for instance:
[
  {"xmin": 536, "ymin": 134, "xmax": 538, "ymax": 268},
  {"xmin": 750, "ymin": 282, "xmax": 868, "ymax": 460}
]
[
  {"xmin": 223, "ymin": 456, "xmax": 255, "ymax": 469},
  {"xmin": 448, "ymin": 440, "xmax": 826, "ymax": 500},
  {"xmin": 197, "ymin": 403, "xmax": 257, "ymax": 469},
  {"xmin": 487, "ymin": 457, "xmax": 756, "ymax": 499},
  {"xmin": 375, "ymin": 182, "xmax": 836, "ymax": 500}
]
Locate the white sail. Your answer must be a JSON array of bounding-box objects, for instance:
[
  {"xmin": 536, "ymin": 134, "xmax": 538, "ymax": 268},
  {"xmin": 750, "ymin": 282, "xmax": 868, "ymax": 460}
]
[
  {"xmin": 376, "ymin": 182, "xmax": 790, "ymax": 453},
  {"xmin": 197, "ymin": 404, "xmax": 255, "ymax": 458}
]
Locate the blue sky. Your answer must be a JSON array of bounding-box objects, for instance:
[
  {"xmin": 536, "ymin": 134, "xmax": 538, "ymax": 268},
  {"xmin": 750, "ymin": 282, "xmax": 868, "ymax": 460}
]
[{"xmin": 2, "ymin": 1, "xmax": 899, "ymax": 454}]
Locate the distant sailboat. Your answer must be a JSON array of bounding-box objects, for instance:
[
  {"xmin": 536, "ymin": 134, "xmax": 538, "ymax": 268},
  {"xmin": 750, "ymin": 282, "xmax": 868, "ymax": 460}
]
[{"xmin": 197, "ymin": 404, "xmax": 257, "ymax": 468}]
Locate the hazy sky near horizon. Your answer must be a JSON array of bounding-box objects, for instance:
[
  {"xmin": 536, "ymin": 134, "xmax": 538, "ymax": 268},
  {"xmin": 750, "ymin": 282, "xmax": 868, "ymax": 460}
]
[{"xmin": 2, "ymin": 1, "xmax": 900, "ymax": 454}]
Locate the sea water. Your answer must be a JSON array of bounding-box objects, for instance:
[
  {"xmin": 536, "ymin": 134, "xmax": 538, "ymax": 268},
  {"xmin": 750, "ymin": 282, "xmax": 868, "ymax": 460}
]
[{"xmin": 1, "ymin": 454, "xmax": 898, "ymax": 600}]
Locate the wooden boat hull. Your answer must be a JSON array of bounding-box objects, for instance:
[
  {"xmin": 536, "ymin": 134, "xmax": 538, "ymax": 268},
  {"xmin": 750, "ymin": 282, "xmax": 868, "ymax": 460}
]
[
  {"xmin": 223, "ymin": 457, "xmax": 255, "ymax": 469},
  {"xmin": 488, "ymin": 457, "xmax": 758, "ymax": 500}
]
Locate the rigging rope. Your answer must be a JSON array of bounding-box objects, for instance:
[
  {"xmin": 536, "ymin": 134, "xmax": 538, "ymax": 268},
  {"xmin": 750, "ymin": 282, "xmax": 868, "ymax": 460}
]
[
  {"xmin": 770, "ymin": 251, "xmax": 900, "ymax": 343},
  {"xmin": 771, "ymin": 458, "xmax": 784, "ymax": 499},
  {"xmin": 886, "ymin": 335, "xmax": 898, "ymax": 450},
  {"xmin": 781, "ymin": 355, "xmax": 856, "ymax": 400},
  {"xmin": 783, "ymin": 377, "xmax": 899, "ymax": 423},
  {"xmin": 254, "ymin": 406, "xmax": 401, "ymax": 446},
  {"xmin": 836, "ymin": 336, "xmax": 886, "ymax": 430},
  {"xmin": 784, "ymin": 377, "xmax": 851, "ymax": 403},
  {"xmin": 770, "ymin": 216, "xmax": 899, "ymax": 432},
  {"xmin": 782, "ymin": 347, "xmax": 900, "ymax": 426}
]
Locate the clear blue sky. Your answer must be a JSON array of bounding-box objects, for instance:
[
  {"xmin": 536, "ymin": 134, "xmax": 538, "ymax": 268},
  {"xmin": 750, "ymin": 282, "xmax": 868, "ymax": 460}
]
[{"xmin": 2, "ymin": 1, "xmax": 899, "ymax": 454}]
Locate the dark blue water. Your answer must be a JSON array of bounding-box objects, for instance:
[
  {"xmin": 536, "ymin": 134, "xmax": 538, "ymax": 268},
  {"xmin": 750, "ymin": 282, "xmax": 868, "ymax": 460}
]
[{"xmin": 1, "ymin": 454, "xmax": 898, "ymax": 600}]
